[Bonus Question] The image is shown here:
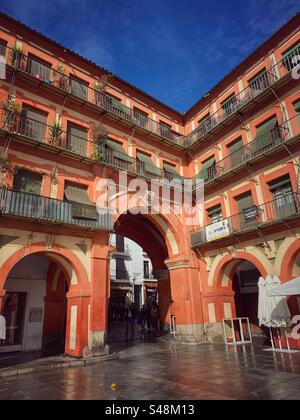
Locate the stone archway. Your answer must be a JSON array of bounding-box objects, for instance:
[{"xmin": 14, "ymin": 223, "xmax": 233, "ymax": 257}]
[
  {"xmin": 112, "ymin": 205, "xmax": 204, "ymax": 342},
  {"xmin": 0, "ymin": 243, "xmax": 90, "ymax": 357}
]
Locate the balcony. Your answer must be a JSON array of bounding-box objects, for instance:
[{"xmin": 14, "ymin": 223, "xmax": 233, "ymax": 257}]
[
  {"xmin": 193, "ymin": 115, "xmax": 300, "ymax": 188},
  {"xmin": 191, "ymin": 192, "xmax": 300, "ymax": 248},
  {"xmin": 0, "ymin": 109, "xmax": 187, "ymax": 186},
  {"xmin": 182, "ymin": 44, "xmax": 300, "ymax": 149},
  {"xmin": 0, "ymin": 188, "xmax": 113, "ymax": 231},
  {"xmin": 4, "ymin": 47, "xmax": 183, "ymax": 147}
]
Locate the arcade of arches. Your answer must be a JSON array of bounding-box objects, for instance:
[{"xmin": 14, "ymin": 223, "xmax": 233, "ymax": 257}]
[{"xmin": 1, "ymin": 222, "xmax": 300, "ymax": 357}]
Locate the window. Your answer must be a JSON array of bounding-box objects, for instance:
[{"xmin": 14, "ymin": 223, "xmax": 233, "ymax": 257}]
[
  {"xmin": 236, "ymin": 192, "xmax": 254, "ymax": 214},
  {"xmin": 268, "ymin": 176, "xmax": 295, "ymax": 219},
  {"xmin": 27, "ymin": 55, "xmax": 51, "ymax": 81},
  {"xmin": 133, "ymin": 107, "xmax": 149, "ymax": 129},
  {"xmin": 207, "ymin": 205, "xmax": 222, "ymax": 224},
  {"xmin": 251, "ymin": 116, "xmax": 279, "ymax": 156},
  {"xmin": 198, "ymin": 156, "xmax": 216, "ymax": 182},
  {"xmin": 163, "ymin": 162, "xmax": 182, "ymax": 182},
  {"xmin": 136, "ymin": 152, "xmax": 162, "ymax": 177},
  {"xmin": 221, "ymin": 94, "xmax": 237, "ymax": 118},
  {"xmin": 67, "ymin": 123, "xmax": 88, "ymax": 156},
  {"xmin": 21, "ymin": 106, "xmax": 48, "ymax": 141},
  {"xmin": 116, "ymin": 258, "xmax": 129, "ymax": 280},
  {"xmin": 0, "ymin": 39, "xmax": 7, "ymax": 57},
  {"xmin": 13, "ymin": 169, "xmax": 42, "ymax": 195},
  {"xmin": 227, "ymin": 137, "xmax": 244, "ymax": 169},
  {"xmin": 64, "ymin": 182, "xmax": 97, "ymax": 220},
  {"xmin": 197, "ymin": 113, "xmax": 211, "ymax": 135},
  {"xmin": 248, "ymin": 69, "xmax": 270, "ymax": 98},
  {"xmin": 294, "ymin": 100, "xmax": 300, "ymax": 124},
  {"xmin": 106, "ymin": 139, "xmax": 133, "ymax": 168},
  {"xmin": 160, "ymin": 121, "xmax": 172, "ymax": 138},
  {"xmin": 282, "ymin": 41, "xmax": 300, "ymax": 72},
  {"xmin": 116, "ymin": 235, "xmax": 125, "ymax": 253},
  {"xmin": 144, "ymin": 261, "xmax": 150, "ymax": 279},
  {"xmin": 70, "ymin": 76, "xmax": 88, "ymax": 101}
]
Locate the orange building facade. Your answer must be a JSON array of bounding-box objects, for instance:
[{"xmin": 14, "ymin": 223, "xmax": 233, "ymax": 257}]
[{"xmin": 0, "ymin": 12, "xmax": 299, "ymax": 357}]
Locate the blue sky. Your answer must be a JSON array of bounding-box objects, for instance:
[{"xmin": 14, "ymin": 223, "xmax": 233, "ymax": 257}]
[{"xmin": 0, "ymin": 0, "xmax": 298, "ymax": 112}]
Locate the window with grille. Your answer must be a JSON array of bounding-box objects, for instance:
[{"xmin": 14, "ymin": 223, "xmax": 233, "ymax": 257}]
[
  {"xmin": 27, "ymin": 55, "xmax": 51, "ymax": 81},
  {"xmin": 207, "ymin": 205, "xmax": 223, "ymax": 224},
  {"xmin": 70, "ymin": 76, "xmax": 88, "ymax": 101},
  {"xmin": 0, "ymin": 39, "xmax": 7, "ymax": 57},
  {"xmin": 67, "ymin": 123, "xmax": 88, "ymax": 156},
  {"xmin": 21, "ymin": 106, "xmax": 48, "ymax": 141},
  {"xmin": 13, "ymin": 169, "xmax": 42, "ymax": 195}
]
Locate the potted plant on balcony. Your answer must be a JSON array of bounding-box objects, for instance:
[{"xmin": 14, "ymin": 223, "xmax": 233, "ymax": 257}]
[
  {"xmin": 0, "ymin": 157, "xmax": 10, "ymax": 173},
  {"xmin": 92, "ymin": 74, "xmax": 112, "ymax": 105},
  {"xmin": 0, "ymin": 97, "xmax": 21, "ymax": 131},
  {"xmin": 90, "ymin": 123, "xmax": 108, "ymax": 162},
  {"xmin": 49, "ymin": 120, "xmax": 63, "ymax": 146},
  {"xmin": 91, "ymin": 122, "xmax": 108, "ymax": 143},
  {"xmin": 52, "ymin": 63, "xmax": 67, "ymax": 90},
  {"xmin": 9, "ymin": 46, "xmax": 25, "ymax": 70}
]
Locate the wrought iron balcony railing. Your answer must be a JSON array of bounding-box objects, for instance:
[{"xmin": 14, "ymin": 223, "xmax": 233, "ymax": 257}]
[
  {"xmin": 193, "ymin": 115, "xmax": 299, "ymax": 186},
  {"xmin": 191, "ymin": 192, "xmax": 300, "ymax": 248},
  {"xmin": 0, "ymin": 188, "xmax": 113, "ymax": 231},
  {"xmin": 4, "ymin": 47, "xmax": 183, "ymax": 145},
  {"xmin": 0, "ymin": 108, "xmax": 186, "ymax": 185},
  {"xmin": 181, "ymin": 44, "xmax": 300, "ymax": 148}
]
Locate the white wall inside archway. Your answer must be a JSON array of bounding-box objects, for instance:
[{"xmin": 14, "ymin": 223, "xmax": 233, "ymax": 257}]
[{"xmin": 1, "ymin": 255, "xmax": 50, "ymax": 353}]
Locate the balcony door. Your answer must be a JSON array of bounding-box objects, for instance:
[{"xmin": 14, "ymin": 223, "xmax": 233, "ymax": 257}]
[
  {"xmin": 21, "ymin": 106, "xmax": 48, "ymax": 142},
  {"xmin": 11, "ymin": 170, "xmax": 43, "ymax": 218},
  {"xmin": 269, "ymin": 176, "xmax": 296, "ymax": 220},
  {"xmin": 234, "ymin": 192, "xmax": 256, "ymax": 232},
  {"xmin": 66, "ymin": 123, "xmax": 88, "ymax": 156}
]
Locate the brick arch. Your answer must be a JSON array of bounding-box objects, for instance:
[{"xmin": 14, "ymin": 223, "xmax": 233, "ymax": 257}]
[
  {"xmin": 280, "ymin": 238, "xmax": 300, "ymax": 282},
  {"xmin": 212, "ymin": 251, "xmax": 269, "ymax": 291},
  {"xmin": 0, "ymin": 242, "xmax": 89, "ymax": 291}
]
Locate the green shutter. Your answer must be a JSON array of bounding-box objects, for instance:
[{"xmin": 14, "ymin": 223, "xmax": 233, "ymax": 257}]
[
  {"xmin": 64, "ymin": 183, "xmax": 97, "ymax": 220},
  {"xmin": 236, "ymin": 193, "xmax": 253, "ymax": 213},
  {"xmin": 283, "ymin": 42, "xmax": 300, "ymax": 60},
  {"xmin": 208, "ymin": 205, "xmax": 222, "ymax": 222},
  {"xmin": 67, "ymin": 124, "xmax": 87, "ymax": 156},
  {"xmin": 251, "ymin": 117, "xmax": 278, "ymax": 155},
  {"xmin": 22, "ymin": 107, "xmax": 47, "ymax": 141},
  {"xmin": 294, "ymin": 101, "xmax": 300, "ymax": 113},
  {"xmin": 137, "ymin": 153, "xmax": 162, "ymax": 177},
  {"xmin": 70, "ymin": 77, "xmax": 88, "ymax": 101},
  {"xmin": 106, "ymin": 140, "xmax": 133, "ymax": 163},
  {"xmin": 197, "ymin": 156, "xmax": 216, "ymax": 181},
  {"xmin": 269, "ymin": 176, "xmax": 292, "ymax": 192},
  {"xmin": 228, "ymin": 138, "xmax": 243, "ymax": 155},
  {"xmin": 163, "ymin": 163, "xmax": 178, "ymax": 175},
  {"xmin": 64, "ymin": 183, "xmax": 92, "ymax": 204}
]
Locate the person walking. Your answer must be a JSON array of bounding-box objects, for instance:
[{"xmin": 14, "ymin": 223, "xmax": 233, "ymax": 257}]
[
  {"xmin": 150, "ymin": 302, "xmax": 160, "ymax": 335},
  {"xmin": 125, "ymin": 303, "xmax": 136, "ymax": 337}
]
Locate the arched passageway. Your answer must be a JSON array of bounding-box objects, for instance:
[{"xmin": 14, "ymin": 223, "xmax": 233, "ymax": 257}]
[
  {"xmin": 0, "ymin": 254, "xmax": 68, "ymax": 356},
  {"xmin": 113, "ymin": 213, "xmax": 172, "ymax": 327}
]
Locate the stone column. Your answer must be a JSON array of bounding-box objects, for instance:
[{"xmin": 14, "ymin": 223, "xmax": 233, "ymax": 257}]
[
  {"xmin": 166, "ymin": 256, "xmax": 205, "ymax": 343},
  {"xmin": 65, "ymin": 290, "xmax": 90, "ymax": 358},
  {"xmin": 84, "ymin": 233, "xmax": 111, "ymax": 358}
]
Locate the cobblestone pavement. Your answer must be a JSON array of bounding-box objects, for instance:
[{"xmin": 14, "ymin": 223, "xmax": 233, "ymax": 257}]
[{"xmin": 1, "ymin": 339, "xmax": 300, "ymax": 400}]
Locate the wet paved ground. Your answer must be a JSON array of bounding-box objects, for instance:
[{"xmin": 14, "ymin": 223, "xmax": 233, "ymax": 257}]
[{"xmin": 1, "ymin": 339, "xmax": 300, "ymax": 400}]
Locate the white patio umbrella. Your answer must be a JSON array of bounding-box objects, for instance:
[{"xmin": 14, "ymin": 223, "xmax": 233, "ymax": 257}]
[
  {"xmin": 258, "ymin": 276, "xmax": 292, "ymax": 352},
  {"xmin": 269, "ymin": 276, "xmax": 300, "ymax": 297}
]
